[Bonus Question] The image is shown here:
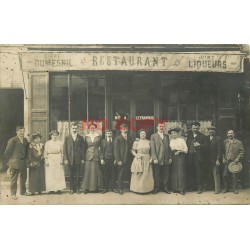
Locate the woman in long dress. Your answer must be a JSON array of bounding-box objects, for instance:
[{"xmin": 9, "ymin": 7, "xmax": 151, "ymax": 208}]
[
  {"xmin": 168, "ymin": 127, "xmax": 188, "ymax": 195},
  {"xmin": 28, "ymin": 132, "xmax": 45, "ymax": 195},
  {"xmin": 44, "ymin": 130, "xmax": 66, "ymax": 193},
  {"xmin": 130, "ymin": 129, "xmax": 154, "ymax": 194},
  {"xmin": 81, "ymin": 123, "xmax": 102, "ymax": 194}
]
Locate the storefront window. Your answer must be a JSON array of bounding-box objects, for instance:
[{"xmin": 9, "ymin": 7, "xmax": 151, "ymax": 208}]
[
  {"xmin": 50, "ymin": 73, "xmax": 69, "ymax": 129},
  {"xmin": 49, "ymin": 73, "xmax": 105, "ymax": 133}
]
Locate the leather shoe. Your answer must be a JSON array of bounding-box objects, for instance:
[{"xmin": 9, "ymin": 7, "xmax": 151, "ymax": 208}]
[
  {"xmin": 11, "ymin": 195, "xmax": 17, "ymax": 200},
  {"xmin": 197, "ymin": 189, "xmax": 203, "ymax": 194},
  {"xmin": 152, "ymin": 189, "xmax": 159, "ymax": 194},
  {"xmin": 164, "ymin": 190, "xmax": 171, "ymax": 194},
  {"xmin": 101, "ymin": 189, "xmax": 108, "ymax": 194},
  {"xmin": 21, "ymin": 192, "xmax": 31, "ymax": 196}
]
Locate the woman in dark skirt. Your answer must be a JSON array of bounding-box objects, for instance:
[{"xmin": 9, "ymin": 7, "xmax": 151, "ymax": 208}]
[
  {"xmin": 169, "ymin": 127, "xmax": 188, "ymax": 195},
  {"xmin": 81, "ymin": 123, "xmax": 102, "ymax": 194},
  {"xmin": 28, "ymin": 132, "xmax": 46, "ymax": 195}
]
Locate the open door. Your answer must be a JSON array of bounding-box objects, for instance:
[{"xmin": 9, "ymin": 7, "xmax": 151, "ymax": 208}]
[{"xmin": 0, "ymin": 89, "xmax": 24, "ymax": 163}]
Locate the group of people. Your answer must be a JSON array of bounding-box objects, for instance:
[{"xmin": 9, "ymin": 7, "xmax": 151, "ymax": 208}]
[{"xmin": 3, "ymin": 120, "xmax": 245, "ymax": 200}]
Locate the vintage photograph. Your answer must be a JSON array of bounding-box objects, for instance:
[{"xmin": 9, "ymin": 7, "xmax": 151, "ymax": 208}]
[{"xmin": 0, "ymin": 44, "xmax": 249, "ymax": 204}]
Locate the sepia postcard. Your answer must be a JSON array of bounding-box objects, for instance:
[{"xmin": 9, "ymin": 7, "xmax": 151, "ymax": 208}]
[{"xmin": 0, "ymin": 44, "xmax": 249, "ymax": 205}]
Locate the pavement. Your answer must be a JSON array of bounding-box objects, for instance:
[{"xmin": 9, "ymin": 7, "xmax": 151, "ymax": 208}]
[
  {"xmin": 1, "ymin": 171, "xmax": 249, "ymax": 205},
  {"xmin": 0, "ymin": 181, "xmax": 249, "ymax": 205}
]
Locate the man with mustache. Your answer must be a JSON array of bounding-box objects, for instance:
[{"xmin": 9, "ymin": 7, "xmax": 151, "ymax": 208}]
[{"xmin": 222, "ymin": 129, "xmax": 244, "ymax": 194}]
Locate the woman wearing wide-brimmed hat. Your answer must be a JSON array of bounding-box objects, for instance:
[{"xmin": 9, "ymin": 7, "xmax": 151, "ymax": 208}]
[
  {"xmin": 168, "ymin": 127, "xmax": 188, "ymax": 195},
  {"xmin": 27, "ymin": 132, "xmax": 46, "ymax": 195},
  {"xmin": 44, "ymin": 130, "xmax": 66, "ymax": 193}
]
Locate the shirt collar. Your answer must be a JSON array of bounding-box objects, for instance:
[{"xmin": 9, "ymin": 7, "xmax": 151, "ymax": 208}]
[{"xmin": 87, "ymin": 132, "xmax": 99, "ymax": 137}]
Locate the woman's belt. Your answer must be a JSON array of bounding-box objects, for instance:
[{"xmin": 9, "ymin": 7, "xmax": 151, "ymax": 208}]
[{"xmin": 172, "ymin": 150, "xmax": 185, "ymax": 154}]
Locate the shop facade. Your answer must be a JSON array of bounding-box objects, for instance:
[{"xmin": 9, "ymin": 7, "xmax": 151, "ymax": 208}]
[
  {"xmin": 19, "ymin": 48, "xmax": 246, "ymax": 140},
  {"xmin": 1, "ymin": 45, "xmax": 249, "ymax": 185}
]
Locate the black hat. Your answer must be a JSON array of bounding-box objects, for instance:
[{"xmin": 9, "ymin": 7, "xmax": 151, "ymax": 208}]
[
  {"xmin": 190, "ymin": 121, "xmax": 201, "ymax": 127},
  {"xmin": 120, "ymin": 123, "xmax": 128, "ymax": 129},
  {"xmin": 207, "ymin": 126, "xmax": 216, "ymax": 130},
  {"xmin": 16, "ymin": 126, "xmax": 24, "ymax": 131},
  {"xmin": 168, "ymin": 127, "xmax": 181, "ymax": 134},
  {"xmin": 30, "ymin": 132, "xmax": 42, "ymax": 140}
]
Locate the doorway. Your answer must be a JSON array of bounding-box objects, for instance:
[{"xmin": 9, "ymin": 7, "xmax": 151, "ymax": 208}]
[{"xmin": 0, "ymin": 89, "xmax": 24, "ymax": 163}]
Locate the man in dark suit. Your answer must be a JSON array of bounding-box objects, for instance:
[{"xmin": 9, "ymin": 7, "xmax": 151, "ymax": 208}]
[
  {"xmin": 4, "ymin": 126, "xmax": 30, "ymax": 199},
  {"xmin": 114, "ymin": 123, "xmax": 133, "ymax": 195},
  {"xmin": 206, "ymin": 126, "xmax": 222, "ymax": 194},
  {"xmin": 186, "ymin": 121, "xmax": 207, "ymax": 194},
  {"xmin": 63, "ymin": 123, "xmax": 85, "ymax": 194},
  {"xmin": 100, "ymin": 129, "xmax": 115, "ymax": 194},
  {"xmin": 150, "ymin": 122, "xmax": 172, "ymax": 194},
  {"xmin": 222, "ymin": 129, "xmax": 244, "ymax": 194}
]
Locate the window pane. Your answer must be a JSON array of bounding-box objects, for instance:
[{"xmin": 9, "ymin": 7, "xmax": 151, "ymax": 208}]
[{"xmin": 50, "ymin": 73, "xmax": 68, "ymax": 129}]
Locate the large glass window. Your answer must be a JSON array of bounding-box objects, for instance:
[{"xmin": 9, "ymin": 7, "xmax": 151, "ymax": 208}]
[{"xmin": 49, "ymin": 73, "xmax": 105, "ymax": 134}]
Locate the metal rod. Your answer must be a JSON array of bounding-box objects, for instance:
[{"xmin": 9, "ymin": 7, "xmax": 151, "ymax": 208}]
[
  {"xmin": 68, "ymin": 73, "xmax": 71, "ymax": 134},
  {"xmin": 104, "ymin": 80, "xmax": 107, "ymax": 130},
  {"xmin": 87, "ymin": 80, "xmax": 89, "ymax": 123}
]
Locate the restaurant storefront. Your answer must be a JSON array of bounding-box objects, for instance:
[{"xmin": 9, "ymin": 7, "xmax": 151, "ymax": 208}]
[
  {"xmin": 20, "ymin": 49, "xmax": 245, "ymax": 142},
  {"xmin": 1, "ymin": 45, "xmax": 248, "ymax": 185}
]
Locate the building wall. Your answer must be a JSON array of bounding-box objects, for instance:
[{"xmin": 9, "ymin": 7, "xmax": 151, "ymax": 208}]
[{"xmin": 0, "ymin": 45, "xmax": 29, "ymax": 135}]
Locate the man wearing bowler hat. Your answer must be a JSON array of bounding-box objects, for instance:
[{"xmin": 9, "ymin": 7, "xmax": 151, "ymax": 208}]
[
  {"xmin": 206, "ymin": 126, "xmax": 222, "ymax": 194},
  {"xmin": 186, "ymin": 121, "xmax": 207, "ymax": 194},
  {"xmin": 222, "ymin": 129, "xmax": 244, "ymax": 194}
]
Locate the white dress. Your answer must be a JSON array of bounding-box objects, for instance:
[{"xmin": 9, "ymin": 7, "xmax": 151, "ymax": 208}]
[
  {"xmin": 130, "ymin": 139, "xmax": 154, "ymax": 193},
  {"xmin": 44, "ymin": 140, "xmax": 66, "ymax": 192}
]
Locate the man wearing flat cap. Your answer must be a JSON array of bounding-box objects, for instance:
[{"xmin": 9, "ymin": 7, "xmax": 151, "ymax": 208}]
[
  {"xmin": 186, "ymin": 121, "xmax": 207, "ymax": 194},
  {"xmin": 114, "ymin": 123, "xmax": 133, "ymax": 195},
  {"xmin": 222, "ymin": 129, "xmax": 244, "ymax": 194},
  {"xmin": 4, "ymin": 126, "xmax": 30, "ymax": 199},
  {"xmin": 206, "ymin": 126, "xmax": 222, "ymax": 194}
]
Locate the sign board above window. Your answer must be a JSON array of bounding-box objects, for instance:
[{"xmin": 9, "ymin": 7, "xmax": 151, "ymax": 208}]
[{"xmin": 20, "ymin": 52, "xmax": 244, "ymax": 73}]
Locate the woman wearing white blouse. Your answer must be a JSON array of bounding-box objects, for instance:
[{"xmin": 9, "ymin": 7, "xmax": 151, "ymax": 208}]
[{"xmin": 169, "ymin": 127, "xmax": 188, "ymax": 195}]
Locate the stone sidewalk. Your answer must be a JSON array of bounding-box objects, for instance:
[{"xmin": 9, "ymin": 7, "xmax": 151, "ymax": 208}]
[
  {"xmin": 1, "ymin": 172, "xmax": 249, "ymax": 205},
  {"xmin": 0, "ymin": 186, "xmax": 249, "ymax": 205}
]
